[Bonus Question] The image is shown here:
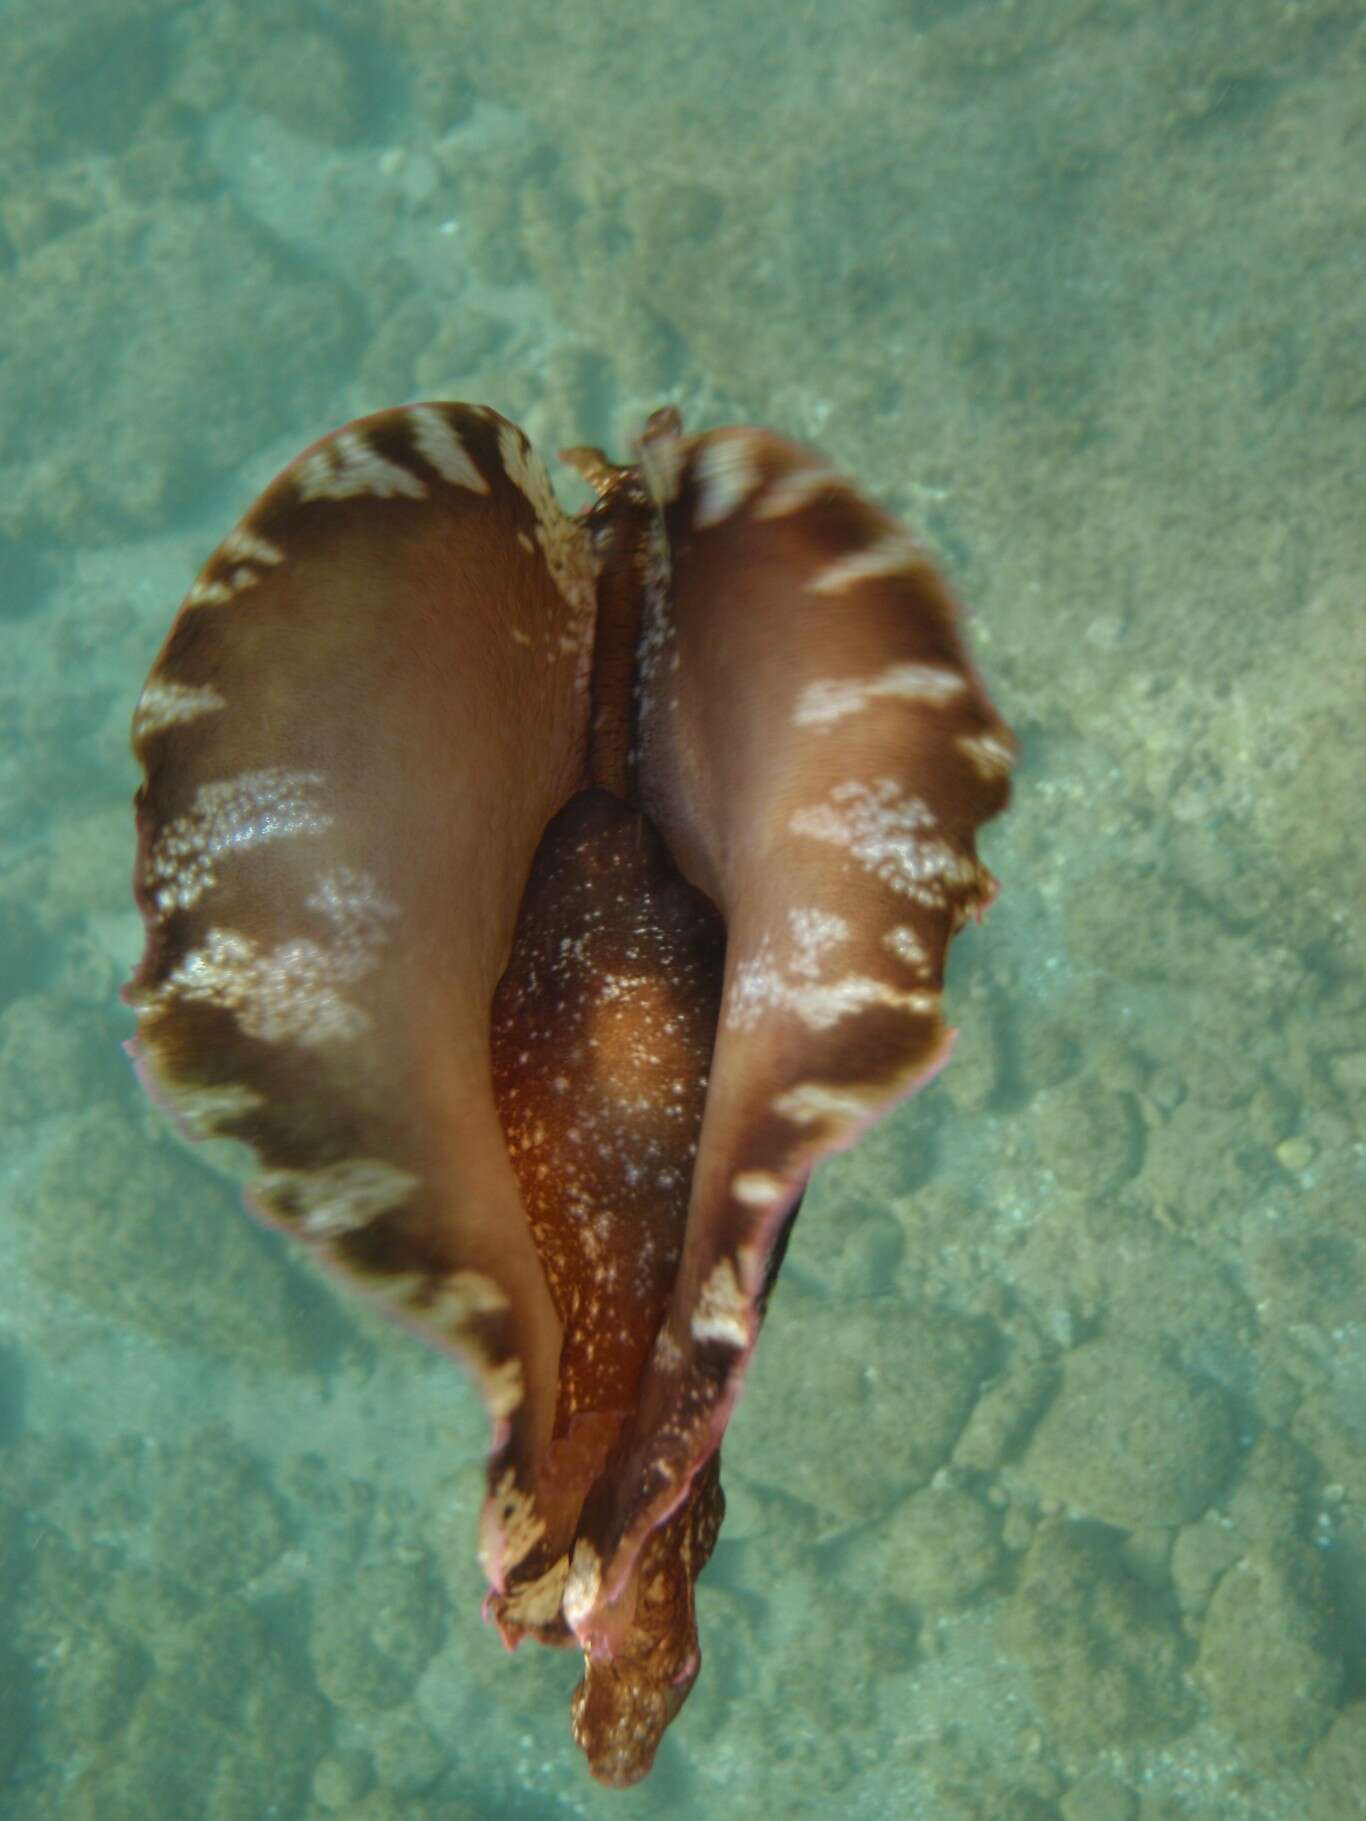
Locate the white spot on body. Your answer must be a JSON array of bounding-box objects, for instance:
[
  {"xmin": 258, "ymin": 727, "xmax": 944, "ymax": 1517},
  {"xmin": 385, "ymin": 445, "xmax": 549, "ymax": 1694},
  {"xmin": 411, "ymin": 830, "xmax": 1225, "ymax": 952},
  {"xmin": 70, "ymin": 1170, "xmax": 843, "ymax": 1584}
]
[
  {"xmin": 726, "ymin": 907, "xmax": 931, "ymax": 1032},
  {"xmin": 184, "ymin": 576, "xmax": 235, "ymax": 608},
  {"xmin": 727, "ymin": 946, "xmax": 938, "ymax": 1032},
  {"xmin": 182, "ymin": 522, "xmax": 285, "ymax": 611}
]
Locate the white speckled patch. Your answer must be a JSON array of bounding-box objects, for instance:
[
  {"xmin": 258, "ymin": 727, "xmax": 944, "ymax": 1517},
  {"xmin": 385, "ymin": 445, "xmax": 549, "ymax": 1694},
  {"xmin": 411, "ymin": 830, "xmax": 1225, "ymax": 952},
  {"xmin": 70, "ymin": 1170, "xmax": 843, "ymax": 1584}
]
[
  {"xmin": 883, "ymin": 923, "xmax": 930, "ymax": 973},
  {"xmin": 788, "ymin": 779, "xmax": 977, "ymax": 908},
  {"xmin": 146, "ymin": 768, "xmax": 332, "ymax": 915},
  {"xmin": 160, "ymin": 866, "xmax": 397, "ymax": 1045},
  {"xmin": 727, "ymin": 942, "xmax": 937, "ymax": 1032}
]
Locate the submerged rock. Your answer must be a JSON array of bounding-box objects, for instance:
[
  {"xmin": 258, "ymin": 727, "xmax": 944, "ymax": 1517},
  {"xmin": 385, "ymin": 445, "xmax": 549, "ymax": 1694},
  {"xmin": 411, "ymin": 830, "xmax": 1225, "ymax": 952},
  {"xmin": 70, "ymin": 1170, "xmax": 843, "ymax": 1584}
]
[{"xmin": 1021, "ymin": 1336, "xmax": 1239, "ymax": 1529}]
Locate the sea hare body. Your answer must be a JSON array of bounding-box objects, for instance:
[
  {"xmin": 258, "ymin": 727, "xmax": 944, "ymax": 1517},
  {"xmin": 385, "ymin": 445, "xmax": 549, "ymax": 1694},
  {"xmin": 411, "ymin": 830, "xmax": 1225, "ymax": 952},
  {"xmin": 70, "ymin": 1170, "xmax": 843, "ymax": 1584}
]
[{"xmin": 124, "ymin": 402, "xmax": 1013, "ymax": 1784}]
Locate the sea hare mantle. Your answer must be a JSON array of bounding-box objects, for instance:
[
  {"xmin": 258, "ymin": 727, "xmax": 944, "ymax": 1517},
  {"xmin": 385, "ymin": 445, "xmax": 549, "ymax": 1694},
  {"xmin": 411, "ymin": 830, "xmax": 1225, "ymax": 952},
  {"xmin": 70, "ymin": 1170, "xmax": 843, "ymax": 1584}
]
[{"xmin": 123, "ymin": 400, "xmax": 1014, "ymax": 1785}]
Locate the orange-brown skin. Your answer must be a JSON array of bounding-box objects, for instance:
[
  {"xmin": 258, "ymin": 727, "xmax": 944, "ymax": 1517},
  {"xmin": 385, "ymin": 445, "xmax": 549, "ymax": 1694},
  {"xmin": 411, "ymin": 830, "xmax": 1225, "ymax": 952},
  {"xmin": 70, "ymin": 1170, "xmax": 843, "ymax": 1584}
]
[{"xmin": 124, "ymin": 400, "xmax": 1014, "ymax": 1785}]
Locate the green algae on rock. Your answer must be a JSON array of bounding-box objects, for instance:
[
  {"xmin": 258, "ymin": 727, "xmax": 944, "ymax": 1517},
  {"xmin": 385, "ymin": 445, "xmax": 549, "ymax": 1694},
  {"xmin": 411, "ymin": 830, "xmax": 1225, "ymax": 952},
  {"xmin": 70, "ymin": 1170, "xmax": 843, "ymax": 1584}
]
[
  {"xmin": 1197, "ymin": 1542, "xmax": 1344, "ymax": 1767},
  {"xmin": 17, "ymin": 1101, "xmax": 332, "ymax": 1370},
  {"xmin": 1003, "ymin": 1520, "xmax": 1194, "ymax": 1761},
  {"xmin": 1020, "ymin": 1336, "xmax": 1239, "ymax": 1530},
  {"xmin": 739, "ymin": 1293, "xmax": 996, "ymax": 1527},
  {"xmin": 0, "ymin": 202, "xmax": 360, "ymax": 542}
]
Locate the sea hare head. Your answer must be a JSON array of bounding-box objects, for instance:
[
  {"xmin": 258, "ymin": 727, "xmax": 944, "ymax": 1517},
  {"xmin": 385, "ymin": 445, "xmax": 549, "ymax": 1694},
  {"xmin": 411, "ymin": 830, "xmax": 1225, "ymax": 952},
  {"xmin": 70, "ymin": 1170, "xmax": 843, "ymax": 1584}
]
[{"xmin": 124, "ymin": 400, "xmax": 1013, "ymax": 1784}]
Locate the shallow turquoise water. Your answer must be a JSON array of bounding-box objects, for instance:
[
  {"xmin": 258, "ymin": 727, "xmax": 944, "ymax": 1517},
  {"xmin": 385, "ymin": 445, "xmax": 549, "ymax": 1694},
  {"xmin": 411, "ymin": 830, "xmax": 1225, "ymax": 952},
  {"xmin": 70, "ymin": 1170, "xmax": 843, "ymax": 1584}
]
[{"xmin": 1, "ymin": 2, "xmax": 1363, "ymax": 1817}]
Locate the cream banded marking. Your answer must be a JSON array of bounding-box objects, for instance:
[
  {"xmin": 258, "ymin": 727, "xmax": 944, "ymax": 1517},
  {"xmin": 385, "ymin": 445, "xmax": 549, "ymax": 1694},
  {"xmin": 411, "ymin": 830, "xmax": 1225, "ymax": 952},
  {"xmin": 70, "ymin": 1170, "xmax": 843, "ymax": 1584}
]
[
  {"xmin": 730, "ymin": 1170, "xmax": 787, "ymax": 1208},
  {"xmin": 427, "ymin": 1269, "xmax": 513, "ymax": 1324},
  {"xmin": 807, "ymin": 533, "xmax": 923, "ymax": 595},
  {"xmin": 184, "ymin": 576, "xmax": 235, "ymax": 608},
  {"xmin": 500, "ymin": 1554, "xmax": 570, "ymax": 1629},
  {"xmin": 772, "ymin": 1081, "xmax": 875, "ymax": 1127},
  {"xmin": 220, "ymin": 525, "xmax": 285, "ymax": 567},
  {"xmin": 793, "ymin": 664, "xmax": 968, "ymax": 729},
  {"xmin": 692, "ymin": 431, "xmax": 765, "ymax": 528},
  {"xmin": 651, "ymin": 1325, "xmax": 685, "ymax": 1372},
  {"xmin": 293, "ymin": 430, "xmax": 427, "ymax": 502},
  {"xmin": 754, "ymin": 462, "xmax": 839, "ymax": 520},
  {"xmin": 727, "ymin": 951, "xmax": 938, "ymax": 1032},
  {"xmin": 158, "ymin": 1079, "xmax": 264, "ymax": 1137},
  {"xmin": 958, "ymin": 731, "xmax": 1015, "ymax": 779},
  {"xmin": 133, "ymin": 679, "xmax": 227, "ymax": 739},
  {"xmin": 478, "ymin": 1356, "xmax": 525, "ymax": 1421},
  {"xmin": 690, "ymin": 1256, "xmax": 749, "ymax": 1349},
  {"xmin": 408, "ymin": 405, "xmax": 490, "ymax": 493},
  {"xmin": 259, "ymin": 1156, "xmax": 419, "ymax": 1237},
  {"xmin": 480, "ymin": 1470, "xmax": 546, "ymax": 1581}
]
